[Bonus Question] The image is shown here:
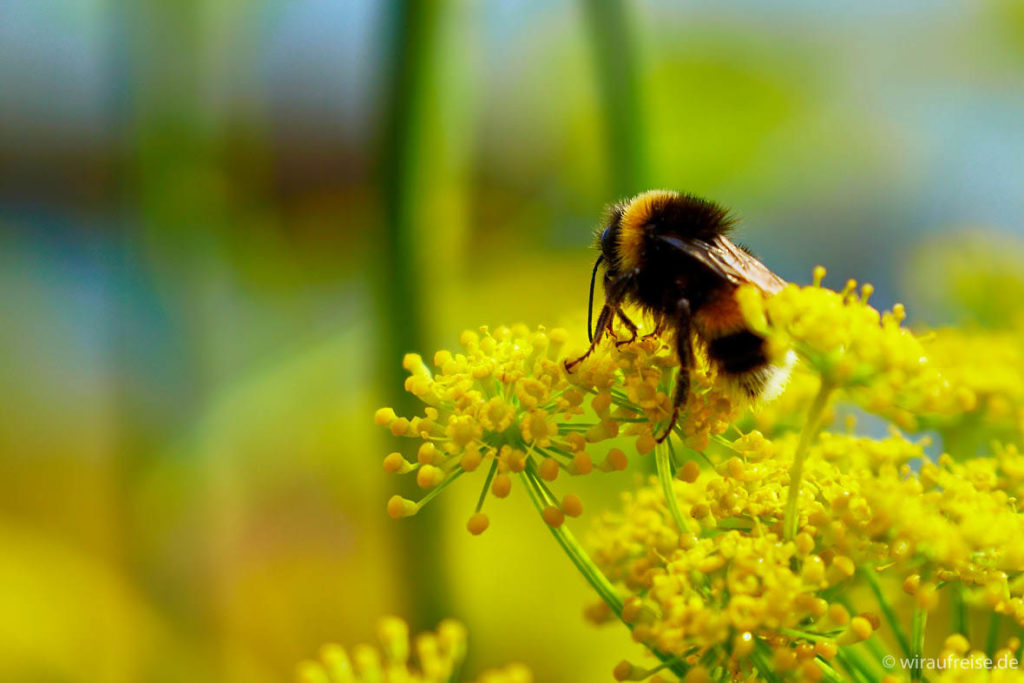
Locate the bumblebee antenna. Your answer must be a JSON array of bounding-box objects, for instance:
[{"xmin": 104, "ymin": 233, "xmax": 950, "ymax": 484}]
[{"xmin": 587, "ymin": 255, "xmax": 603, "ymax": 342}]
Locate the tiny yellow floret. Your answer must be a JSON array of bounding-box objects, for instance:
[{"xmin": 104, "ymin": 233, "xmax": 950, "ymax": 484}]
[
  {"xmin": 467, "ymin": 513, "xmax": 489, "ymax": 536},
  {"xmin": 387, "ymin": 495, "xmax": 417, "ymax": 519},
  {"xmin": 543, "ymin": 505, "xmax": 565, "ymax": 528},
  {"xmin": 562, "ymin": 494, "xmax": 584, "ymax": 518}
]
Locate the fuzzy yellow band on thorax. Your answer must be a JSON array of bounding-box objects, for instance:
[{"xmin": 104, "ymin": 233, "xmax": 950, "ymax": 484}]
[{"xmin": 616, "ymin": 189, "xmax": 679, "ymax": 271}]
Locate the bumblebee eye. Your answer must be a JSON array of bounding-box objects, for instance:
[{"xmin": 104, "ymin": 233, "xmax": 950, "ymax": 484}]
[{"xmin": 600, "ymin": 225, "xmax": 618, "ymax": 259}]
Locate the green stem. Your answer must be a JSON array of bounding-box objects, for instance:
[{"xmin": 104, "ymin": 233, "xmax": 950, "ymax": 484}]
[
  {"xmin": 655, "ymin": 441, "xmax": 690, "ymax": 534},
  {"xmin": 521, "ymin": 464, "xmax": 622, "ymax": 615},
  {"xmin": 836, "ymin": 595, "xmax": 889, "ymax": 665},
  {"xmin": 834, "ymin": 648, "xmax": 873, "ymax": 683},
  {"xmin": 910, "ymin": 607, "xmax": 927, "ymax": 681},
  {"xmin": 520, "ymin": 463, "xmax": 689, "ymax": 678},
  {"xmin": 780, "ymin": 628, "xmax": 837, "ymax": 642},
  {"xmin": 783, "ymin": 378, "xmax": 834, "ymax": 540},
  {"xmin": 862, "ymin": 567, "xmax": 912, "ymax": 658},
  {"xmin": 951, "ymin": 582, "xmax": 967, "ymax": 639},
  {"xmin": 850, "ymin": 643, "xmax": 886, "ymax": 678},
  {"xmin": 474, "ymin": 460, "xmax": 498, "ymax": 513},
  {"xmin": 379, "ymin": 0, "xmax": 446, "ymax": 630},
  {"xmin": 414, "ymin": 469, "xmax": 465, "ymax": 511},
  {"xmin": 861, "ymin": 628, "xmax": 889, "ymax": 665},
  {"xmin": 817, "ymin": 660, "xmax": 849, "ymax": 683},
  {"xmin": 986, "ymin": 611, "xmax": 1001, "ymax": 659},
  {"xmin": 752, "ymin": 640, "xmax": 782, "ymax": 683},
  {"xmin": 582, "ymin": 0, "xmax": 647, "ymax": 196}
]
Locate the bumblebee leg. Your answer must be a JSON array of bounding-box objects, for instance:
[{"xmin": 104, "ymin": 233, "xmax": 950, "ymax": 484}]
[
  {"xmin": 614, "ymin": 310, "xmax": 639, "ymax": 347},
  {"xmin": 566, "ymin": 268, "xmax": 639, "ymax": 371},
  {"xmin": 656, "ymin": 298, "xmax": 692, "ymax": 443},
  {"xmin": 565, "ymin": 303, "xmax": 614, "ymax": 370},
  {"xmin": 641, "ymin": 320, "xmax": 665, "ymax": 342}
]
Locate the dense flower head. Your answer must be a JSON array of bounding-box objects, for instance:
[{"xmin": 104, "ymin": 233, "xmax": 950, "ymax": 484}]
[
  {"xmin": 920, "ymin": 328, "xmax": 1024, "ymax": 449},
  {"xmin": 738, "ymin": 269, "xmax": 914, "ymax": 380},
  {"xmin": 295, "ymin": 617, "xmax": 532, "ymax": 683},
  {"xmin": 565, "ymin": 327, "xmax": 739, "ymax": 452},
  {"xmin": 737, "ymin": 267, "xmax": 1024, "ymax": 448},
  {"xmin": 587, "ymin": 425, "xmax": 1024, "ymax": 678},
  {"xmin": 376, "ymin": 324, "xmax": 587, "ymax": 529},
  {"xmin": 377, "ymin": 322, "xmax": 737, "ymax": 531},
  {"xmin": 738, "ymin": 269, "xmax": 959, "ymax": 431}
]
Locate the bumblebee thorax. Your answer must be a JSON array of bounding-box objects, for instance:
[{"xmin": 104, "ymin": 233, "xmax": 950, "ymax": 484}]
[{"xmin": 616, "ymin": 189, "xmax": 679, "ymax": 271}]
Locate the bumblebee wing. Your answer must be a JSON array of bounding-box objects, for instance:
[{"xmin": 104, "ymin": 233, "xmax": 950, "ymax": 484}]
[{"xmin": 656, "ymin": 234, "xmax": 787, "ymax": 293}]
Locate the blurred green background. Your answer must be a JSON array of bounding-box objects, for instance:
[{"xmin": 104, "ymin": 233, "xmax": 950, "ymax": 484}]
[{"xmin": 3, "ymin": 1, "xmax": 1024, "ymax": 681}]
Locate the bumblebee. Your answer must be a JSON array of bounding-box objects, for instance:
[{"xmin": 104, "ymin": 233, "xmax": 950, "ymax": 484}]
[{"xmin": 566, "ymin": 190, "xmax": 790, "ymax": 441}]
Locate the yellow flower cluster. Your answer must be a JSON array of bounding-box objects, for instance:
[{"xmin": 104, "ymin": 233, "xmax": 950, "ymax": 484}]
[
  {"xmin": 376, "ymin": 325, "xmax": 592, "ymax": 532},
  {"xmin": 376, "ymin": 323, "xmax": 737, "ymax": 532},
  {"xmin": 738, "ymin": 268, "xmax": 957, "ymax": 431},
  {"xmin": 921, "ymin": 328, "xmax": 1024, "ymax": 449},
  {"xmin": 587, "ymin": 422, "xmax": 1024, "ymax": 679},
  {"xmin": 371, "ymin": 265, "xmax": 1024, "ymax": 681},
  {"xmin": 565, "ymin": 328, "xmax": 738, "ymax": 452},
  {"xmin": 296, "ymin": 617, "xmax": 531, "ymax": 683}
]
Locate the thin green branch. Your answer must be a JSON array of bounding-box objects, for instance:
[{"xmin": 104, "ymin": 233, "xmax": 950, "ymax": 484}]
[
  {"xmin": 779, "ymin": 628, "xmax": 839, "ymax": 642},
  {"xmin": 655, "ymin": 441, "xmax": 691, "ymax": 534},
  {"xmin": 817, "ymin": 659, "xmax": 849, "ymax": 683},
  {"xmin": 862, "ymin": 566, "xmax": 912, "ymax": 659},
  {"xmin": 910, "ymin": 606, "xmax": 927, "ymax": 681},
  {"xmin": 986, "ymin": 611, "xmax": 1001, "ymax": 659},
  {"xmin": 474, "ymin": 460, "xmax": 498, "ymax": 513},
  {"xmin": 752, "ymin": 640, "xmax": 783, "ymax": 683},
  {"xmin": 835, "ymin": 647, "xmax": 875, "ymax": 683},
  {"xmin": 582, "ymin": 0, "xmax": 647, "ymax": 196},
  {"xmin": 951, "ymin": 582, "xmax": 967, "ymax": 639},
  {"xmin": 519, "ymin": 462, "xmax": 689, "ymax": 678},
  {"xmin": 415, "ymin": 469, "xmax": 465, "ymax": 511},
  {"xmin": 521, "ymin": 464, "xmax": 622, "ymax": 615},
  {"xmin": 784, "ymin": 378, "xmax": 834, "ymax": 540}
]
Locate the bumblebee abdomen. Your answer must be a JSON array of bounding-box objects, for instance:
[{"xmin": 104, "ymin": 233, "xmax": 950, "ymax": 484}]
[{"xmin": 707, "ymin": 330, "xmax": 769, "ymax": 375}]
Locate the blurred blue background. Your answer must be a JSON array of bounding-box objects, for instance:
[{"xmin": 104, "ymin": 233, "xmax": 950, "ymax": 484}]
[{"xmin": 2, "ymin": 1, "xmax": 1024, "ymax": 681}]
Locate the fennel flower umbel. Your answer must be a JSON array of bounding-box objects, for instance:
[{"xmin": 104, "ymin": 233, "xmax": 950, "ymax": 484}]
[{"xmin": 375, "ymin": 268, "xmax": 1024, "ymax": 681}]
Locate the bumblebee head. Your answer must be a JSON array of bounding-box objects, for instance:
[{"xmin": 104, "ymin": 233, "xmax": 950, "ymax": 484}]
[
  {"xmin": 593, "ymin": 201, "xmax": 625, "ymax": 268},
  {"xmin": 585, "ymin": 204, "xmax": 629, "ymax": 341},
  {"xmin": 598, "ymin": 221, "xmax": 620, "ymax": 267}
]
